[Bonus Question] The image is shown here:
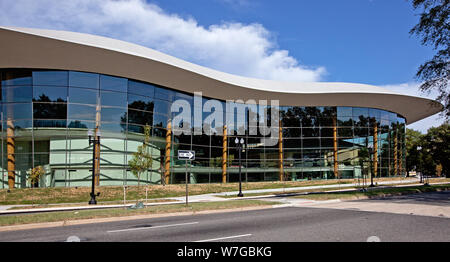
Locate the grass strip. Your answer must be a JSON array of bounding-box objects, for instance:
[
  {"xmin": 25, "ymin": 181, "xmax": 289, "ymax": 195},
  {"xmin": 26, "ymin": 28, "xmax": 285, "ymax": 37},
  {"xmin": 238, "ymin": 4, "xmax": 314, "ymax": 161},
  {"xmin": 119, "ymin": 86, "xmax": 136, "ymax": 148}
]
[
  {"xmin": 1, "ymin": 177, "xmax": 442, "ymax": 205},
  {"xmin": 0, "ymin": 200, "xmax": 281, "ymax": 227}
]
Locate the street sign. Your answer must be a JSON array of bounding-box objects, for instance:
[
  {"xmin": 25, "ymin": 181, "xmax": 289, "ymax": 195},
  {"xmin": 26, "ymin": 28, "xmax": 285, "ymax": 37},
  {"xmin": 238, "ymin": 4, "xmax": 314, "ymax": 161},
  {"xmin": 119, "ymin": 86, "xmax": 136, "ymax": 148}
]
[{"xmin": 178, "ymin": 150, "xmax": 195, "ymax": 160}]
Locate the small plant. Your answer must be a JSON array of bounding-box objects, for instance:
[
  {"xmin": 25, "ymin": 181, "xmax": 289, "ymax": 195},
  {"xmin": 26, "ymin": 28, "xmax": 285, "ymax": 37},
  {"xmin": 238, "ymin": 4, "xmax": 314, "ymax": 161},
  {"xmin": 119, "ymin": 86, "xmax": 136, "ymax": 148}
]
[
  {"xmin": 129, "ymin": 124, "xmax": 153, "ymax": 188},
  {"xmin": 28, "ymin": 166, "xmax": 45, "ymax": 188}
]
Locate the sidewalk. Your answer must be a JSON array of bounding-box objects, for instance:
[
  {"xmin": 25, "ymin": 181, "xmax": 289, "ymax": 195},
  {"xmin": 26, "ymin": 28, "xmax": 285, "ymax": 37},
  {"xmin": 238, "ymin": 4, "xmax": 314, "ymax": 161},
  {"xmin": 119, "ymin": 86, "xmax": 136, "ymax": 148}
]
[{"xmin": 2, "ymin": 177, "xmax": 441, "ymax": 215}]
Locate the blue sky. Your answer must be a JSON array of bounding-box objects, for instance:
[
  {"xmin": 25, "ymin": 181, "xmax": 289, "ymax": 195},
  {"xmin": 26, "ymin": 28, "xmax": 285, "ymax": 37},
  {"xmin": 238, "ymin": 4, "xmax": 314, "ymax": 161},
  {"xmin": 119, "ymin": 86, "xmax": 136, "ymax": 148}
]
[
  {"xmin": 152, "ymin": 0, "xmax": 435, "ymax": 85},
  {"xmin": 0, "ymin": 0, "xmax": 444, "ymax": 131}
]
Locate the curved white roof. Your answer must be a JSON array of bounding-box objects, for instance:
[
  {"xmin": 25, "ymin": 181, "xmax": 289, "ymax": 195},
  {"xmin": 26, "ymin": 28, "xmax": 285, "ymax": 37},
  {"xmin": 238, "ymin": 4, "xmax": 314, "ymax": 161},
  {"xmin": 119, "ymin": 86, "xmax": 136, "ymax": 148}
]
[{"xmin": 0, "ymin": 26, "xmax": 442, "ymax": 124}]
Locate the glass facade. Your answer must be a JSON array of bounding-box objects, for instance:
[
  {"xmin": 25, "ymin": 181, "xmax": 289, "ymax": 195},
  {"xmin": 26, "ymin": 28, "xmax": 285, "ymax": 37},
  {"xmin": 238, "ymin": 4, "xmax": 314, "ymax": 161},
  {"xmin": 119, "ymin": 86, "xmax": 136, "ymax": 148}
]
[{"xmin": 0, "ymin": 69, "xmax": 407, "ymax": 188}]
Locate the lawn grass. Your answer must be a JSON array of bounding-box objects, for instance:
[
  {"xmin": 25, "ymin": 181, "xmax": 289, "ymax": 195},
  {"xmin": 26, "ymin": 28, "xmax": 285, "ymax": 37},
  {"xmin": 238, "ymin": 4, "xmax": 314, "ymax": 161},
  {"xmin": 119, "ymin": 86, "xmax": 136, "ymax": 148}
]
[
  {"xmin": 293, "ymin": 184, "xmax": 450, "ymax": 201},
  {"xmin": 0, "ymin": 200, "xmax": 281, "ymax": 226},
  {"xmin": 0, "ymin": 177, "xmax": 446, "ymax": 205},
  {"xmin": 0, "ymin": 179, "xmax": 354, "ymax": 205}
]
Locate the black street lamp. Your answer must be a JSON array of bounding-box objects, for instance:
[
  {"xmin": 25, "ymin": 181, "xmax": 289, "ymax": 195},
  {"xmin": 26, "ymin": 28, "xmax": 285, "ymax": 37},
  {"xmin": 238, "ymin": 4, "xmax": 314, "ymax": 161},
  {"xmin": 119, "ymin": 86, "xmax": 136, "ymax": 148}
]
[
  {"xmin": 88, "ymin": 129, "xmax": 101, "ymax": 205},
  {"xmin": 235, "ymin": 137, "xmax": 245, "ymax": 197}
]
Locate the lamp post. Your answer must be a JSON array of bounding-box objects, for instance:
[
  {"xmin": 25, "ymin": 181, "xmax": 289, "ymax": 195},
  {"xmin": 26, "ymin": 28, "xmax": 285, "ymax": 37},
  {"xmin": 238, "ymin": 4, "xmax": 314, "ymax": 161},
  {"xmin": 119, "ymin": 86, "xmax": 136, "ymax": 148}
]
[
  {"xmin": 417, "ymin": 146, "xmax": 424, "ymax": 184},
  {"xmin": 88, "ymin": 129, "xmax": 101, "ymax": 205},
  {"xmin": 235, "ymin": 137, "xmax": 245, "ymax": 197}
]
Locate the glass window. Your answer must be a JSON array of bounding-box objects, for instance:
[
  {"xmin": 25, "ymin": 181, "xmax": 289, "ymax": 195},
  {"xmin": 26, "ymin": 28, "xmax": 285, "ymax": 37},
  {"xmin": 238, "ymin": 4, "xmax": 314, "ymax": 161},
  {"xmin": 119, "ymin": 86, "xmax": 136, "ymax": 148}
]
[
  {"xmin": 321, "ymin": 128, "xmax": 334, "ymax": 138},
  {"xmin": 3, "ymin": 103, "xmax": 32, "ymax": 120},
  {"xmin": 337, "ymin": 107, "xmax": 353, "ymax": 117},
  {"xmin": 33, "ymin": 71, "xmax": 68, "ymax": 86},
  {"xmin": 1, "ymin": 70, "xmax": 32, "ymax": 86},
  {"xmin": 302, "ymin": 127, "xmax": 320, "ymax": 137},
  {"xmin": 100, "ymin": 122, "xmax": 126, "ymax": 134},
  {"xmin": 101, "ymin": 90, "xmax": 127, "ymax": 107},
  {"xmin": 155, "ymin": 86, "xmax": 175, "ymax": 101},
  {"xmin": 353, "ymin": 107, "xmax": 369, "ymax": 118},
  {"xmin": 6, "ymin": 119, "xmax": 33, "ymax": 130},
  {"xmin": 153, "ymin": 99, "xmax": 171, "ymax": 115},
  {"xmin": 302, "ymin": 138, "xmax": 320, "ymax": 148},
  {"xmin": 128, "ymin": 94, "xmax": 154, "ymax": 111},
  {"xmin": 101, "ymin": 107, "xmax": 127, "ymax": 122},
  {"xmin": 338, "ymin": 127, "xmax": 353, "ymax": 137},
  {"xmin": 128, "ymin": 80, "xmax": 154, "ymax": 97},
  {"xmin": 33, "ymin": 119, "xmax": 67, "ymax": 128},
  {"xmin": 33, "ymin": 103, "xmax": 67, "ymax": 119},
  {"xmin": 380, "ymin": 110, "xmax": 390, "ymax": 120},
  {"xmin": 127, "ymin": 124, "xmax": 146, "ymax": 134},
  {"xmin": 100, "ymin": 75, "xmax": 127, "ymax": 92},
  {"xmin": 175, "ymin": 91, "xmax": 194, "ymax": 104},
  {"xmin": 67, "ymin": 120, "xmax": 95, "ymax": 129},
  {"xmin": 337, "ymin": 116, "xmax": 353, "ymax": 127},
  {"xmin": 153, "ymin": 113, "xmax": 169, "ymax": 128},
  {"xmin": 69, "ymin": 87, "xmax": 98, "ymax": 105},
  {"xmin": 33, "ymin": 86, "xmax": 67, "ymax": 102},
  {"xmin": 69, "ymin": 71, "xmax": 99, "ymax": 89},
  {"xmin": 128, "ymin": 109, "xmax": 153, "ymax": 126},
  {"xmin": 2, "ymin": 86, "xmax": 32, "ymax": 102},
  {"xmin": 283, "ymin": 138, "xmax": 302, "ymax": 148},
  {"xmin": 319, "ymin": 117, "xmax": 334, "ymax": 127},
  {"xmin": 68, "ymin": 104, "xmax": 97, "ymax": 120},
  {"xmin": 369, "ymin": 108, "xmax": 381, "ymax": 119},
  {"xmin": 282, "ymin": 128, "xmax": 301, "ymax": 138},
  {"xmin": 152, "ymin": 127, "xmax": 167, "ymax": 138}
]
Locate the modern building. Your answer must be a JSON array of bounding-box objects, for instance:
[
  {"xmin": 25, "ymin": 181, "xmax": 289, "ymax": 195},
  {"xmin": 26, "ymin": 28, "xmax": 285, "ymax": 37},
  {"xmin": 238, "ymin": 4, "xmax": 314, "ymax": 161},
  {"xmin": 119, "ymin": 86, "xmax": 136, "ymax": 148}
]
[{"xmin": 0, "ymin": 26, "xmax": 442, "ymax": 188}]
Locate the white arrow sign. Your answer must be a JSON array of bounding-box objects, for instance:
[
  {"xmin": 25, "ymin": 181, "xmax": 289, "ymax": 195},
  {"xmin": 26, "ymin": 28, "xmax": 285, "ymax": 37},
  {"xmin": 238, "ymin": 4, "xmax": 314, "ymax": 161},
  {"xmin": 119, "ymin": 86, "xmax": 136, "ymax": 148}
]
[{"xmin": 178, "ymin": 150, "xmax": 195, "ymax": 160}]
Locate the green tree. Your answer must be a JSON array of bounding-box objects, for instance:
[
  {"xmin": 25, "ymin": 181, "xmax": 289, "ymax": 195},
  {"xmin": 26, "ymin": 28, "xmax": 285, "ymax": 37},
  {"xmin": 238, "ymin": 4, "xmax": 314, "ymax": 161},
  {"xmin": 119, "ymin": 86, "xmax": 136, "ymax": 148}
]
[
  {"xmin": 405, "ymin": 128, "xmax": 424, "ymax": 176},
  {"xmin": 410, "ymin": 0, "xmax": 449, "ymax": 118},
  {"xmin": 424, "ymin": 123, "xmax": 450, "ymax": 177},
  {"xmin": 28, "ymin": 166, "xmax": 45, "ymax": 188},
  {"xmin": 128, "ymin": 124, "xmax": 153, "ymax": 187}
]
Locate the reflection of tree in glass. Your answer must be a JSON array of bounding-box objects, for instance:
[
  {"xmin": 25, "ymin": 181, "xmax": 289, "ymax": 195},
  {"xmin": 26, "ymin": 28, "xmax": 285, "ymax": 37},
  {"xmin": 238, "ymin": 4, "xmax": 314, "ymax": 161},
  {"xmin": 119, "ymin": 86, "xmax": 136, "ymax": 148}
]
[
  {"xmin": 126, "ymin": 100, "xmax": 154, "ymax": 127},
  {"xmin": 68, "ymin": 120, "xmax": 87, "ymax": 129},
  {"xmin": 33, "ymin": 94, "xmax": 67, "ymax": 119}
]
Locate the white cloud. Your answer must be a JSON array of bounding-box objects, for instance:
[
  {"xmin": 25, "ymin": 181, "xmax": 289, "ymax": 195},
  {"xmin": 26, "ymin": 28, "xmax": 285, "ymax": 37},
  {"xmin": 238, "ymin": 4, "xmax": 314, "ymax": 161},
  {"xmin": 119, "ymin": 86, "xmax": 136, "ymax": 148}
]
[
  {"xmin": 381, "ymin": 82, "xmax": 446, "ymax": 133},
  {"xmin": 0, "ymin": 0, "xmax": 325, "ymax": 82}
]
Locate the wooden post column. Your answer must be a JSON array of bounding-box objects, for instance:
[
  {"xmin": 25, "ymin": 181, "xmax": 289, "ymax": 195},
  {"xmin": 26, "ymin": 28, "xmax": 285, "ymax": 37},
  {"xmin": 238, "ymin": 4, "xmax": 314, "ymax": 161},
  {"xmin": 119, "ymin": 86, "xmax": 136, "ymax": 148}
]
[
  {"xmin": 222, "ymin": 125, "xmax": 227, "ymax": 183},
  {"xmin": 164, "ymin": 120, "xmax": 172, "ymax": 185},
  {"xmin": 7, "ymin": 120, "xmax": 15, "ymax": 189},
  {"xmin": 278, "ymin": 124, "xmax": 284, "ymax": 181}
]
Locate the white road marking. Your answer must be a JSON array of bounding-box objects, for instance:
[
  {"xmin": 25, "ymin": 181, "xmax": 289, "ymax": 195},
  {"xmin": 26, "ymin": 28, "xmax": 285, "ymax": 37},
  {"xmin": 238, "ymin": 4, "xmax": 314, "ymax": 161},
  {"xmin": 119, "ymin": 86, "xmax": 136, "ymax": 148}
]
[
  {"xmin": 194, "ymin": 234, "xmax": 252, "ymax": 242},
  {"xmin": 107, "ymin": 222, "xmax": 199, "ymax": 233}
]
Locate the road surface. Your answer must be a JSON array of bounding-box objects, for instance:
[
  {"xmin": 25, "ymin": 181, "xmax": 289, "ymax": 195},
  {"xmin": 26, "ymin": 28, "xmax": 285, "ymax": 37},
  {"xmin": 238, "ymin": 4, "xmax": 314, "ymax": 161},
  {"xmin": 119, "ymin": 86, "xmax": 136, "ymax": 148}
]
[{"xmin": 0, "ymin": 191, "xmax": 449, "ymax": 242}]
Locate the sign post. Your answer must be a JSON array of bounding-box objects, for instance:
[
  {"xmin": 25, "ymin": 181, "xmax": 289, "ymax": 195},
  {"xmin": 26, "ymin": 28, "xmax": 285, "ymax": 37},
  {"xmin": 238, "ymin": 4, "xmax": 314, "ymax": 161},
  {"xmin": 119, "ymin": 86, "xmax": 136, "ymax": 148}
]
[{"xmin": 178, "ymin": 150, "xmax": 195, "ymax": 207}]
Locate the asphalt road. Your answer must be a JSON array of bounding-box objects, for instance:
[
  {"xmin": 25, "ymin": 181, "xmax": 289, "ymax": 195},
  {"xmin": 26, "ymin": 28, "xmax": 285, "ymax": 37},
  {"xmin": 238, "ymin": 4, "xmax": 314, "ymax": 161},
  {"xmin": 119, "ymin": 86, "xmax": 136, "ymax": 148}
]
[{"xmin": 0, "ymin": 191, "xmax": 449, "ymax": 242}]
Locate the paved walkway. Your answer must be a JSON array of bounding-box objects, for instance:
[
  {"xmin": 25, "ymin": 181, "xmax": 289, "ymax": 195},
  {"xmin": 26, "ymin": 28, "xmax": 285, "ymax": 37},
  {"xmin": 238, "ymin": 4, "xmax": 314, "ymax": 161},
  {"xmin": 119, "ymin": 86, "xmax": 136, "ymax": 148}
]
[
  {"xmin": 291, "ymin": 191, "xmax": 450, "ymax": 218},
  {"xmin": 1, "ymin": 177, "xmax": 440, "ymax": 215}
]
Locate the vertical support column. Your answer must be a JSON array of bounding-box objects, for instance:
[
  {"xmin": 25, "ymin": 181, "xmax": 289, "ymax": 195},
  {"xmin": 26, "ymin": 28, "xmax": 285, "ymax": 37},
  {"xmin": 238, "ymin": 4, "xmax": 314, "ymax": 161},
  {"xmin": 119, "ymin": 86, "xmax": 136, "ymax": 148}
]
[
  {"xmin": 94, "ymin": 103, "xmax": 101, "ymax": 186},
  {"xmin": 374, "ymin": 124, "xmax": 378, "ymax": 178},
  {"xmin": 7, "ymin": 120, "xmax": 15, "ymax": 189},
  {"xmin": 399, "ymin": 130, "xmax": 403, "ymax": 176},
  {"xmin": 278, "ymin": 124, "xmax": 284, "ymax": 181},
  {"xmin": 164, "ymin": 120, "xmax": 172, "ymax": 185},
  {"xmin": 394, "ymin": 128, "xmax": 398, "ymax": 176},
  {"xmin": 333, "ymin": 117, "xmax": 339, "ymax": 179},
  {"xmin": 94, "ymin": 126, "xmax": 100, "ymax": 186},
  {"xmin": 222, "ymin": 125, "xmax": 227, "ymax": 183}
]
